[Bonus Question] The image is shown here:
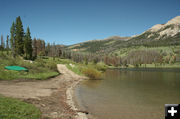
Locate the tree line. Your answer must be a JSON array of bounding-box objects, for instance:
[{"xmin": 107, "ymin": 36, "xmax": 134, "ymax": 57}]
[{"xmin": 58, "ymin": 49, "xmax": 178, "ymax": 67}]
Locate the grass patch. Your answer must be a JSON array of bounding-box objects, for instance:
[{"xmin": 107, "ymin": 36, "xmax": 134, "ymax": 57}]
[
  {"xmin": 0, "ymin": 54, "xmax": 59, "ymax": 80},
  {"xmin": 0, "ymin": 96, "xmax": 41, "ymax": 119},
  {"xmin": 66, "ymin": 64, "xmax": 84, "ymax": 76}
]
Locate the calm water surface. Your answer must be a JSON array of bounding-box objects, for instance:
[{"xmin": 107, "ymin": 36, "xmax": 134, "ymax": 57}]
[{"xmin": 75, "ymin": 68, "xmax": 180, "ymax": 119}]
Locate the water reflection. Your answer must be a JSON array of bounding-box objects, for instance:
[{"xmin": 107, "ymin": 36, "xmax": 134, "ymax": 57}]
[{"xmin": 82, "ymin": 79, "xmax": 102, "ymax": 88}]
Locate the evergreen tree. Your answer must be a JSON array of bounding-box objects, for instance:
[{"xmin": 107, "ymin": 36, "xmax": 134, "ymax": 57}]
[
  {"xmin": 6, "ymin": 35, "xmax": 9, "ymax": 49},
  {"xmin": 1, "ymin": 35, "xmax": 4, "ymax": 52},
  {"xmin": 10, "ymin": 22, "xmax": 16, "ymax": 57},
  {"xmin": 6, "ymin": 35, "xmax": 9, "ymax": 55},
  {"xmin": 24, "ymin": 27, "xmax": 33, "ymax": 59},
  {"xmin": 15, "ymin": 16, "xmax": 24, "ymax": 55}
]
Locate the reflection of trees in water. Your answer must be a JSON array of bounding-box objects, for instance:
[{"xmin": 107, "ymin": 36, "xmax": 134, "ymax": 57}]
[
  {"xmin": 82, "ymin": 79, "xmax": 102, "ymax": 88},
  {"xmin": 83, "ymin": 69, "xmax": 180, "ymax": 91},
  {"xmin": 103, "ymin": 69, "xmax": 127, "ymax": 80},
  {"xmin": 104, "ymin": 69, "xmax": 180, "ymax": 84},
  {"xmin": 102, "ymin": 69, "xmax": 180, "ymax": 105},
  {"xmin": 103, "ymin": 69, "xmax": 155, "ymax": 81},
  {"xmin": 103, "ymin": 69, "xmax": 148, "ymax": 80}
]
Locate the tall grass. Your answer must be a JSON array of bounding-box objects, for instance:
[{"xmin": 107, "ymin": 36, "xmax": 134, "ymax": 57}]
[{"xmin": 82, "ymin": 67, "xmax": 102, "ymax": 80}]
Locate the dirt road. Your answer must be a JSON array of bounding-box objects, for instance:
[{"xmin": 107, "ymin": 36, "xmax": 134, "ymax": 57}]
[{"xmin": 0, "ymin": 64, "xmax": 87, "ymax": 119}]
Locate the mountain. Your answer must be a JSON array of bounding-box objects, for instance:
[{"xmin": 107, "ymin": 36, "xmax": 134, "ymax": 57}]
[
  {"xmin": 129, "ymin": 16, "xmax": 180, "ymax": 46},
  {"xmin": 147, "ymin": 16, "xmax": 180, "ymax": 37},
  {"xmin": 67, "ymin": 16, "xmax": 180, "ymax": 54}
]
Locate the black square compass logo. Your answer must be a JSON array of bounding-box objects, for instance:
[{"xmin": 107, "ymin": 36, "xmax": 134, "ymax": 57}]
[{"xmin": 165, "ymin": 104, "xmax": 180, "ymax": 119}]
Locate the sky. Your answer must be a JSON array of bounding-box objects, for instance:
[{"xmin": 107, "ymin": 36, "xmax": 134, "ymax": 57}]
[{"xmin": 0, "ymin": 0, "xmax": 180, "ymax": 45}]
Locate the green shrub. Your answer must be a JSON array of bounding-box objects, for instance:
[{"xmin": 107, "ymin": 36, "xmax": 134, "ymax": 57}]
[
  {"xmin": 45, "ymin": 62, "xmax": 57, "ymax": 71},
  {"xmin": 82, "ymin": 68, "xmax": 102, "ymax": 80},
  {"xmin": 95, "ymin": 62, "xmax": 107, "ymax": 72},
  {"xmin": 35, "ymin": 58, "xmax": 45, "ymax": 67}
]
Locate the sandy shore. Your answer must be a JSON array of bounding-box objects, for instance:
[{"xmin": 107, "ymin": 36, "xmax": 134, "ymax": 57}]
[{"xmin": 0, "ymin": 64, "xmax": 88, "ymax": 119}]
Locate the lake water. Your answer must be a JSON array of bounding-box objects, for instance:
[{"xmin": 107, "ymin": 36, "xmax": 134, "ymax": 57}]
[{"xmin": 75, "ymin": 68, "xmax": 180, "ymax": 119}]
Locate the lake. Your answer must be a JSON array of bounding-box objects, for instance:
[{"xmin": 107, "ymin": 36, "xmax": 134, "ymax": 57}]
[{"xmin": 75, "ymin": 68, "xmax": 180, "ymax": 119}]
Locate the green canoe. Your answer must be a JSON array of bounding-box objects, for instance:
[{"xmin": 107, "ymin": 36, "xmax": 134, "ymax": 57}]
[{"xmin": 5, "ymin": 66, "xmax": 28, "ymax": 71}]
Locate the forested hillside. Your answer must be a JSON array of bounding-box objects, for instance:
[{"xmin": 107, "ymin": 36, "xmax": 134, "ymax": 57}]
[{"xmin": 67, "ymin": 36, "xmax": 129, "ymax": 54}]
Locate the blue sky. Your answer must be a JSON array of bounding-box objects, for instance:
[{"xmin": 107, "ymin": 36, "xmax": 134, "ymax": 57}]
[{"xmin": 0, "ymin": 0, "xmax": 180, "ymax": 45}]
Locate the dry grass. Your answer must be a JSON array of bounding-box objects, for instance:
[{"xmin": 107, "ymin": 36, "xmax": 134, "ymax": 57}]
[{"xmin": 82, "ymin": 68, "xmax": 102, "ymax": 80}]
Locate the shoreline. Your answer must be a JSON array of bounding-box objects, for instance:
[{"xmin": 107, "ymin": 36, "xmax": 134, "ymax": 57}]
[
  {"xmin": 72, "ymin": 81, "xmax": 99, "ymax": 119},
  {"xmin": 0, "ymin": 64, "xmax": 89, "ymax": 119},
  {"xmin": 66, "ymin": 77, "xmax": 88, "ymax": 119}
]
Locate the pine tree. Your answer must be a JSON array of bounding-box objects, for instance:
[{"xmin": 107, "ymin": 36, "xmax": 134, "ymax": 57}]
[
  {"xmin": 15, "ymin": 16, "xmax": 24, "ymax": 55},
  {"xmin": 6, "ymin": 35, "xmax": 9, "ymax": 55},
  {"xmin": 24, "ymin": 27, "xmax": 33, "ymax": 60},
  {"xmin": 1, "ymin": 35, "xmax": 4, "ymax": 52},
  {"xmin": 10, "ymin": 22, "xmax": 16, "ymax": 57}
]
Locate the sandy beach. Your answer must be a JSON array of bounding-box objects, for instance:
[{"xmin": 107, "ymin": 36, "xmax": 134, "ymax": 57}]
[{"xmin": 0, "ymin": 64, "xmax": 88, "ymax": 119}]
